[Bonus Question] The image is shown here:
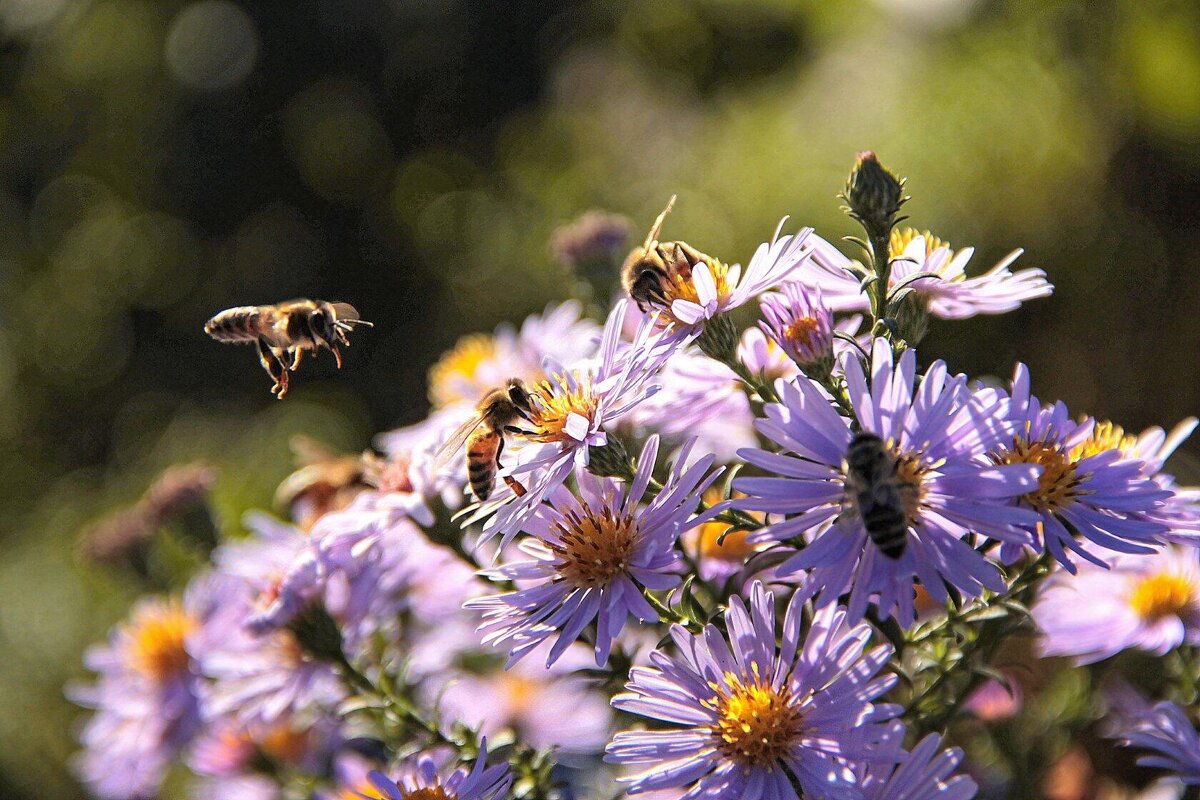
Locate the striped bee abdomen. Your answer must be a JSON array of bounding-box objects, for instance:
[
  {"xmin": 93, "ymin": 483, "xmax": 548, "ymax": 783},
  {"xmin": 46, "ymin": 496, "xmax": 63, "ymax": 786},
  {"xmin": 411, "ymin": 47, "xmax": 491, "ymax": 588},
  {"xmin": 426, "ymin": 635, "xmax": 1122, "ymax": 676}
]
[
  {"xmin": 466, "ymin": 430, "xmax": 501, "ymax": 501},
  {"xmin": 860, "ymin": 502, "xmax": 908, "ymax": 559},
  {"xmin": 204, "ymin": 307, "xmax": 264, "ymax": 343}
]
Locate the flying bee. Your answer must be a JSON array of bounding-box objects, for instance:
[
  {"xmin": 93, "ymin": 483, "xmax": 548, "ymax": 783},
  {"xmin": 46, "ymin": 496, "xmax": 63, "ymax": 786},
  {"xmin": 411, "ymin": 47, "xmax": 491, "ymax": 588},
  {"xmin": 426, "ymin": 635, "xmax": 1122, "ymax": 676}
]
[
  {"xmin": 842, "ymin": 432, "xmax": 914, "ymax": 559},
  {"xmin": 204, "ymin": 299, "xmax": 372, "ymax": 398},
  {"xmin": 621, "ymin": 195, "xmax": 720, "ymax": 312},
  {"xmin": 435, "ymin": 379, "xmax": 536, "ymax": 502}
]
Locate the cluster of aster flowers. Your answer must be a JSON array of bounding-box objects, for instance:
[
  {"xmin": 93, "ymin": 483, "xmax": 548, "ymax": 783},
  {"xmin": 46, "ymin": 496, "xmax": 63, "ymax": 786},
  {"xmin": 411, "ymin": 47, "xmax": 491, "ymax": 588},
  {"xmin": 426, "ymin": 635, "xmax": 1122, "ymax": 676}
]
[{"xmin": 72, "ymin": 153, "xmax": 1200, "ymax": 800}]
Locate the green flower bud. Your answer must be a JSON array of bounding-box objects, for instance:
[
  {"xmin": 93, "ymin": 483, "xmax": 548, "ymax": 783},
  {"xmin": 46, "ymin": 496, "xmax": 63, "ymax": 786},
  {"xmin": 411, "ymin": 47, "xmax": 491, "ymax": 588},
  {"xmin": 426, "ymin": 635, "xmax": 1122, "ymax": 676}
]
[{"xmin": 843, "ymin": 151, "xmax": 906, "ymax": 236}]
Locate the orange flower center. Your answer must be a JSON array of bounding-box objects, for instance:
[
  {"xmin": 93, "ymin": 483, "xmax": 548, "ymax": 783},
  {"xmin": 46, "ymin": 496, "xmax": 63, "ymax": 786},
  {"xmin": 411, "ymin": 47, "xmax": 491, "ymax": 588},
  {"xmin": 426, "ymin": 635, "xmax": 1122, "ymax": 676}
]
[
  {"xmin": 704, "ymin": 668, "xmax": 804, "ymax": 766},
  {"xmin": 992, "ymin": 437, "xmax": 1081, "ymax": 512},
  {"xmin": 696, "ymin": 523, "xmax": 755, "ymax": 562},
  {"xmin": 128, "ymin": 600, "xmax": 197, "ymax": 681},
  {"xmin": 783, "ymin": 316, "xmax": 821, "ymax": 349},
  {"xmin": 526, "ymin": 372, "xmax": 598, "ymax": 444},
  {"xmin": 1130, "ymin": 573, "xmax": 1195, "ymax": 621},
  {"xmin": 549, "ymin": 501, "xmax": 639, "ymax": 589}
]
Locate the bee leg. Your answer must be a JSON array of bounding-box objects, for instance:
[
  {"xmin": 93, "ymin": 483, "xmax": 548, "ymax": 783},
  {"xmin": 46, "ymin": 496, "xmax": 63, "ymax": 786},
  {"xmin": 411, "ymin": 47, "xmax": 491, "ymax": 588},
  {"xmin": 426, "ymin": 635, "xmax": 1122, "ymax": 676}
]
[
  {"xmin": 495, "ymin": 438, "xmax": 527, "ymax": 497},
  {"xmin": 290, "ymin": 348, "xmax": 303, "ymax": 371},
  {"xmin": 503, "ymin": 425, "xmax": 537, "ymax": 437},
  {"xmin": 330, "ymin": 345, "xmax": 343, "ymax": 369},
  {"xmin": 257, "ymin": 338, "xmax": 286, "ymax": 396}
]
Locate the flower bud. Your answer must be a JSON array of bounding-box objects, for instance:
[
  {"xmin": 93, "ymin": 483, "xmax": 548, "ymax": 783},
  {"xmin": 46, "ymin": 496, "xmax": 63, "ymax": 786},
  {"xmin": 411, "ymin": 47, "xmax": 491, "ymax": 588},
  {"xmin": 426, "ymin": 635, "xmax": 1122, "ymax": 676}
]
[
  {"xmin": 696, "ymin": 311, "xmax": 740, "ymax": 365},
  {"xmin": 843, "ymin": 151, "xmax": 906, "ymax": 235},
  {"xmin": 587, "ymin": 435, "xmax": 634, "ymax": 482},
  {"xmin": 758, "ymin": 284, "xmax": 834, "ymax": 381},
  {"xmin": 287, "ymin": 603, "xmax": 346, "ymax": 664}
]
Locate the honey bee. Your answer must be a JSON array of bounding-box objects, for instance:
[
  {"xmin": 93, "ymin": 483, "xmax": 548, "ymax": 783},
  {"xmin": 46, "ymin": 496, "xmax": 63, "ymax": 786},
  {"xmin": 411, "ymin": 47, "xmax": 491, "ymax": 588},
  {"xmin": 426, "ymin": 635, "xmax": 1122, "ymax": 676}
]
[
  {"xmin": 274, "ymin": 436, "xmax": 371, "ymax": 529},
  {"xmin": 204, "ymin": 299, "xmax": 372, "ymax": 398},
  {"xmin": 621, "ymin": 195, "xmax": 719, "ymax": 312},
  {"xmin": 435, "ymin": 379, "xmax": 535, "ymax": 501},
  {"xmin": 842, "ymin": 432, "xmax": 912, "ymax": 559}
]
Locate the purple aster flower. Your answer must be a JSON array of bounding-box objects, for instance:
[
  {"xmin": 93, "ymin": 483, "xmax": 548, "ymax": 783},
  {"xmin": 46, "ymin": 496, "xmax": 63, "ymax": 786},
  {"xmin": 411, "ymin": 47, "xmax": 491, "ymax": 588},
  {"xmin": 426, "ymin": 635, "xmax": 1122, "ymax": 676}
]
[
  {"xmin": 368, "ymin": 739, "xmax": 512, "ymax": 800},
  {"xmin": 734, "ymin": 337, "xmax": 1042, "ymax": 625},
  {"xmin": 426, "ymin": 643, "xmax": 612, "ymax": 754},
  {"xmin": 1032, "ymin": 545, "xmax": 1200, "ymax": 663},
  {"xmin": 605, "ymin": 582, "xmax": 899, "ymax": 800},
  {"xmin": 1110, "ymin": 700, "xmax": 1200, "ymax": 784},
  {"xmin": 467, "ymin": 435, "xmax": 723, "ymax": 666},
  {"xmin": 630, "ymin": 345, "xmax": 757, "ymax": 463},
  {"xmin": 666, "ymin": 217, "xmax": 814, "ymax": 328},
  {"xmin": 474, "ymin": 300, "xmax": 688, "ymax": 546},
  {"xmin": 70, "ymin": 575, "xmax": 231, "ymax": 800},
  {"xmin": 801, "ymin": 228, "xmax": 1051, "ymax": 320},
  {"xmin": 988, "ymin": 364, "xmax": 1171, "ymax": 569},
  {"xmin": 758, "ymin": 282, "xmax": 835, "ymax": 378},
  {"xmin": 855, "ymin": 721, "xmax": 978, "ymax": 800}
]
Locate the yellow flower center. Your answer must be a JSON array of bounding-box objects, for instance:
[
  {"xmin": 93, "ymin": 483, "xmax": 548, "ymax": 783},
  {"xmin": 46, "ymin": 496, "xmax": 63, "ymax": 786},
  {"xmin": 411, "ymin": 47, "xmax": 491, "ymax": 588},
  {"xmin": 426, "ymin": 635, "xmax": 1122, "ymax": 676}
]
[
  {"xmin": 525, "ymin": 372, "xmax": 599, "ymax": 444},
  {"xmin": 549, "ymin": 501, "xmax": 639, "ymax": 589},
  {"xmin": 500, "ymin": 674, "xmax": 539, "ymax": 713},
  {"xmin": 992, "ymin": 437, "xmax": 1082, "ymax": 512},
  {"xmin": 890, "ymin": 227, "xmax": 949, "ymax": 261},
  {"xmin": 705, "ymin": 669, "xmax": 804, "ymax": 767},
  {"xmin": 665, "ymin": 259, "xmax": 734, "ymax": 307},
  {"xmin": 128, "ymin": 600, "xmax": 197, "ymax": 681},
  {"xmin": 892, "ymin": 451, "xmax": 928, "ymax": 524},
  {"xmin": 429, "ymin": 334, "xmax": 498, "ymax": 406},
  {"xmin": 1070, "ymin": 420, "xmax": 1137, "ymax": 462},
  {"xmin": 1130, "ymin": 573, "xmax": 1196, "ymax": 621}
]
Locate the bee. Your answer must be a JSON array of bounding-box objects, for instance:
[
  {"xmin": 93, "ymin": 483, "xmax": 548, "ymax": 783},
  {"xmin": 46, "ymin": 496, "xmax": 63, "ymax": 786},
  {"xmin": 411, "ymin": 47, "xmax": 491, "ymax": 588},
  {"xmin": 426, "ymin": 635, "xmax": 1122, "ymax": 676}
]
[
  {"xmin": 204, "ymin": 299, "xmax": 372, "ymax": 398},
  {"xmin": 435, "ymin": 379, "xmax": 535, "ymax": 502},
  {"xmin": 274, "ymin": 436, "xmax": 371, "ymax": 529},
  {"xmin": 621, "ymin": 195, "xmax": 719, "ymax": 312},
  {"xmin": 842, "ymin": 432, "xmax": 912, "ymax": 559}
]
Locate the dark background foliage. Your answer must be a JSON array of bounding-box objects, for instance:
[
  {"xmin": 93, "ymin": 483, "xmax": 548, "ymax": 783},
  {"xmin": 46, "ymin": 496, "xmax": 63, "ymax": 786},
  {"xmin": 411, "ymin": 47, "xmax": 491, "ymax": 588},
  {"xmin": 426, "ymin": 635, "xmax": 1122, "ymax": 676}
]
[{"xmin": 2, "ymin": 0, "xmax": 1199, "ymax": 797}]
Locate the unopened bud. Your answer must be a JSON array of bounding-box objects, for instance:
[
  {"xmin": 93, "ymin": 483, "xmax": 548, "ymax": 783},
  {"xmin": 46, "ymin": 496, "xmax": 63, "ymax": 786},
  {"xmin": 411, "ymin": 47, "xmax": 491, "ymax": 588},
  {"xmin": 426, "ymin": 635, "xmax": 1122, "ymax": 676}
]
[
  {"xmin": 587, "ymin": 436, "xmax": 634, "ymax": 482},
  {"xmin": 842, "ymin": 151, "xmax": 906, "ymax": 235},
  {"xmin": 696, "ymin": 312, "xmax": 740, "ymax": 365},
  {"xmin": 141, "ymin": 463, "xmax": 217, "ymax": 524},
  {"xmin": 287, "ymin": 603, "xmax": 346, "ymax": 664}
]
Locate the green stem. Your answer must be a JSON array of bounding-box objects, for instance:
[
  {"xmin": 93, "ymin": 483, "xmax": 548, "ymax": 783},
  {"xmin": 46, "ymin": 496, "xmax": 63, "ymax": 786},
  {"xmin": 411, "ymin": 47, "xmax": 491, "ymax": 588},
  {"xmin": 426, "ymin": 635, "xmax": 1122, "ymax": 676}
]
[
  {"xmin": 869, "ymin": 229, "xmax": 892, "ymax": 327},
  {"xmin": 727, "ymin": 359, "xmax": 779, "ymax": 404},
  {"xmin": 642, "ymin": 587, "xmax": 704, "ymax": 634}
]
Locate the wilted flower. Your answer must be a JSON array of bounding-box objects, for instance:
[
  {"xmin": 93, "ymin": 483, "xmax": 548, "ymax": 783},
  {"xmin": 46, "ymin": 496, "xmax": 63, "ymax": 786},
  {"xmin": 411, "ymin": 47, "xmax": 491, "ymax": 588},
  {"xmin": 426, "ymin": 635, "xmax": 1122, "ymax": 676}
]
[
  {"xmin": 468, "ymin": 436, "xmax": 722, "ymax": 666},
  {"xmin": 735, "ymin": 338, "xmax": 1041, "ymax": 625},
  {"xmin": 1110, "ymin": 700, "xmax": 1200, "ymax": 784},
  {"xmin": 1032, "ymin": 545, "xmax": 1200, "ymax": 663},
  {"xmin": 802, "ymin": 228, "xmax": 1051, "ymax": 321},
  {"xmin": 367, "ymin": 741, "xmax": 512, "ymax": 800},
  {"xmin": 606, "ymin": 582, "xmax": 898, "ymax": 799},
  {"xmin": 989, "ymin": 364, "xmax": 1170, "ymax": 569}
]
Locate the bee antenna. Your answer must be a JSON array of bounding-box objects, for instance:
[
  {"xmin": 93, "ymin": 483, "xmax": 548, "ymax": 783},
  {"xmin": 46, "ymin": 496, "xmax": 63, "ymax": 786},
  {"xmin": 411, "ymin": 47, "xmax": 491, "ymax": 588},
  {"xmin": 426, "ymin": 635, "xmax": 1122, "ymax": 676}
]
[{"xmin": 644, "ymin": 194, "xmax": 677, "ymax": 248}]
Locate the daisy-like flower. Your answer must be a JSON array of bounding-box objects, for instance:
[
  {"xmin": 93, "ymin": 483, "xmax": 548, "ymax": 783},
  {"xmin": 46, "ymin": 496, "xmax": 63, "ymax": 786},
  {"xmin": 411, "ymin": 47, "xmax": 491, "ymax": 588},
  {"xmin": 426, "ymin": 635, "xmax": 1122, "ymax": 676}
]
[
  {"xmin": 70, "ymin": 575, "xmax": 230, "ymax": 800},
  {"xmin": 367, "ymin": 740, "xmax": 512, "ymax": 800},
  {"xmin": 467, "ymin": 435, "xmax": 723, "ymax": 666},
  {"xmin": 855, "ymin": 721, "xmax": 978, "ymax": 800},
  {"xmin": 734, "ymin": 337, "xmax": 1042, "ymax": 625},
  {"xmin": 475, "ymin": 300, "xmax": 688, "ymax": 545},
  {"xmin": 1032, "ymin": 545, "xmax": 1200, "ymax": 663},
  {"xmin": 664, "ymin": 217, "xmax": 814, "ymax": 329},
  {"xmin": 758, "ymin": 282, "xmax": 835, "ymax": 378},
  {"xmin": 427, "ymin": 644, "xmax": 612, "ymax": 753},
  {"xmin": 1111, "ymin": 700, "xmax": 1200, "ymax": 784},
  {"xmin": 988, "ymin": 364, "xmax": 1170, "ymax": 569},
  {"xmin": 682, "ymin": 489, "xmax": 765, "ymax": 584},
  {"xmin": 605, "ymin": 582, "xmax": 899, "ymax": 800},
  {"xmin": 801, "ymin": 228, "xmax": 1052, "ymax": 320}
]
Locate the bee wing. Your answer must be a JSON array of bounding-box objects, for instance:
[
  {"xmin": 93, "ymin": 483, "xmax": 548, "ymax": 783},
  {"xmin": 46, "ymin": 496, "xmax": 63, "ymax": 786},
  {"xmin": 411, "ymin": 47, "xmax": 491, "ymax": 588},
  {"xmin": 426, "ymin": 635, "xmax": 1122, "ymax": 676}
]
[{"xmin": 432, "ymin": 413, "xmax": 487, "ymax": 471}]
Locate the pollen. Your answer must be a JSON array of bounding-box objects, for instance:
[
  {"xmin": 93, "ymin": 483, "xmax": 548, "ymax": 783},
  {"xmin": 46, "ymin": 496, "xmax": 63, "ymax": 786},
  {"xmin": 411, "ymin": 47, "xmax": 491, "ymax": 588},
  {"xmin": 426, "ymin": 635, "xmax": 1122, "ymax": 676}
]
[
  {"xmin": 526, "ymin": 372, "xmax": 599, "ymax": 444},
  {"xmin": 1071, "ymin": 420, "xmax": 1137, "ymax": 462},
  {"xmin": 127, "ymin": 599, "xmax": 197, "ymax": 681},
  {"xmin": 1130, "ymin": 572, "xmax": 1196, "ymax": 621},
  {"xmin": 665, "ymin": 258, "xmax": 733, "ymax": 307},
  {"xmin": 890, "ymin": 227, "xmax": 949, "ymax": 261},
  {"xmin": 993, "ymin": 436, "xmax": 1082, "ymax": 513},
  {"xmin": 893, "ymin": 451, "xmax": 928, "ymax": 523},
  {"xmin": 783, "ymin": 316, "xmax": 821, "ymax": 351},
  {"xmin": 428, "ymin": 333, "xmax": 498, "ymax": 406},
  {"xmin": 704, "ymin": 668, "xmax": 804, "ymax": 767},
  {"xmin": 549, "ymin": 501, "xmax": 639, "ymax": 589}
]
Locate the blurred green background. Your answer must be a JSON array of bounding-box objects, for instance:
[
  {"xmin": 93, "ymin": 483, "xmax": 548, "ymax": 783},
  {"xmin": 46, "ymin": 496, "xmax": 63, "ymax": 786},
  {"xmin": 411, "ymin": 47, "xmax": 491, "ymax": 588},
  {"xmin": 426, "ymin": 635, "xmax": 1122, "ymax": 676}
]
[{"xmin": 2, "ymin": 0, "xmax": 1200, "ymax": 797}]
